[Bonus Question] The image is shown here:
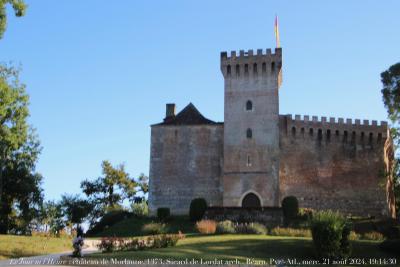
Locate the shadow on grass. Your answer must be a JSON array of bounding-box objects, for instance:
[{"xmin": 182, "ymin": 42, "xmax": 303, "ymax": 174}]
[
  {"xmin": 89, "ymin": 237, "xmax": 315, "ymax": 261},
  {"xmin": 88, "ymin": 235, "xmax": 400, "ymax": 265}
]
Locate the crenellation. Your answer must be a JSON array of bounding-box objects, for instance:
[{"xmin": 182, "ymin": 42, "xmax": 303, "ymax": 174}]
[{"xmin": 282, "ymin": 114, "xmax": 388, "ymax": 145}]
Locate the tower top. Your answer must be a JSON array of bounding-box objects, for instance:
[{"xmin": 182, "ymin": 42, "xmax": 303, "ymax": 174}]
[
  {"xmin": 220, "ymin": 48, "xmax": 282, "ymax": 86},
  {"xmin": 221, "ymin": 47, "xmax": 282, "ymax": 62}
]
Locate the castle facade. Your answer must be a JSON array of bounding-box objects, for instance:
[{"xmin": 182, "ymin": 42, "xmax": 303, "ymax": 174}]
[{"xmin": 149, "ymin": 48, "xmax": 396, "ymax": 218}]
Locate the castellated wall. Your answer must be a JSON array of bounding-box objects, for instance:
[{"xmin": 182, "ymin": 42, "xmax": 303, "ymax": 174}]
[
  {"xmin": 148, "ymin": 124, "xmax": 223, "ymax": 215},
  {"xmin": 279, "ymin": 114, "xmax": 395, "ymax": 217}
]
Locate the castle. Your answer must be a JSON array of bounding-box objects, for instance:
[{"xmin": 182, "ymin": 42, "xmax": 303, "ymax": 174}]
[{"xmin": 148, "ymin": 48, "xmax": 396, "ymax": 218}]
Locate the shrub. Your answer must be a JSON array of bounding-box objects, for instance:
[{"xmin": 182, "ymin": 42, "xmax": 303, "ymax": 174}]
[
  {"xmin": 281, "ymin": 196, "xmax": 299, "ymax": 225},
  {"xmin": 270, "ymin": 227, "xmax": 311, "ymax": 237},
  {"xmin": 189, "ymin": 198, "xmax": 207, "ymax": 222},
  {"xmin": 216, "ymin": 220, "xmax": 236, "ymax": 234},
  {"xmin": 142, "ymin": 222, "xmax": 167, "ymax": 235},
  {"xmin": 310, "ymin": 210, "xmax": 351, "ymax": 259},
  {"xmin": 348, "ymin": 231, "xmax": 360, "ymax": 241},
  {"xmin": 196, "ymin": 220, "xmax": 217, "ymax": 234},
  {"xmin": 98, "ymin": 237, "xmax": 124, "ymax": 253},
  {"xmin": 86, "ymin": 210, "xmax": 133, "ymax": 236},
  {"xmin": 379, "ymin": 239, "xmax": 400, "ymax": 254},
  {"xmin": 361, "ymin": 231, "xmax": 385, "ymax": 241},
  {"xmin": 98, "ymin": 234, "xmax": 184, "ymax": 252},
  {"xmin": 235, "ymin": 223, "xmax": 267, "ymax": 235},
  {"xmin": 131, "ymin": 201, "xmax": 149, "ymax": 217},
  {"xmin": 298, "ymin": 208, "xmax": 314, "ymax": 220},
  {"xmin": 157, "ymin": 208, "xmax": 170, "ymax": 221}
]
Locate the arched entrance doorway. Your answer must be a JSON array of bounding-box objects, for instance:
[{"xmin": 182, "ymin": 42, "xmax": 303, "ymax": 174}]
[{"xmin": 241, "ymin": 193, "xmax": 261, "ymax": 208}]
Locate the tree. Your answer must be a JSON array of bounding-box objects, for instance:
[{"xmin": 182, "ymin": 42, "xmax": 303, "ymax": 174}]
[
  {"xmin": 138, "ymin": 173, "xmax": 148, "ymax": 195},
  {"xmin": 81, "ymin": 160, "xmax": 137, "ymax": 220},
  {"xmin": 0, "ymin": 64, "xmax": 43, "ymax": 234},
  {"xmin": 381, "ymin": 62, "xmax": 400, "ymax": 212},
  {"xmin": 59, "ymin": 194, "xmax": 92, "ymax": 229},
  {"xmin": 0, "ymin": 0, "xmax": 27, "ymax": 39},
  {"xmin": 40, "ymin": 200, "xmax": 65, "ymax": 236}
]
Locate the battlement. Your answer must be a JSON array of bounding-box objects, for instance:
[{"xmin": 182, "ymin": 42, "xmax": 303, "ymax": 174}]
[
  {"xmin": 281, "ymin": 114, "xmax": 389, "ymax": 143},
  {"xmin": 220, "ymin": 48, "xmax": 282, "ymax": 78}
]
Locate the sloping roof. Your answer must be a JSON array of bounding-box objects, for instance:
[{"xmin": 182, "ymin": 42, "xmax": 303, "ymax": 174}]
[{"xmin": 155, "ymin": 103, "xmax": 218, "ymax": 126}]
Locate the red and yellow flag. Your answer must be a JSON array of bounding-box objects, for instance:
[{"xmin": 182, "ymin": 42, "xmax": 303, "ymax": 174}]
[{"xmin": 274, "ymin": 15, "xmax": 280, "ymax": 48}]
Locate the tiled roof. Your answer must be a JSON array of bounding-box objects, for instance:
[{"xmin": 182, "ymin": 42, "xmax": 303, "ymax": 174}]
[{"xmin": 155, "ymin": 103, "xmax": 218, "ymax": 125}]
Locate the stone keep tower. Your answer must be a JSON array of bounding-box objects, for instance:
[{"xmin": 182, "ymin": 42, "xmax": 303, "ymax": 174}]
[{"xmin": 220, "ymin": 48, "xmax": 282, "ymax": 207}]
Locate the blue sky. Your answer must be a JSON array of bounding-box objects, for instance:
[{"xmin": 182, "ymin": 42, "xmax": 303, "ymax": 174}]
[{"xmin": 1, "ymin": 0, "xmax": 399, "ymax": 201}]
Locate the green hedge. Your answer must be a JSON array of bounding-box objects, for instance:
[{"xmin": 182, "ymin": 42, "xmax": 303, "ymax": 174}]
[
  {"xmin": 157, "ymin": 208, "xmax": 170, "ymax": 221},
  {"xmin": 310, "ymin": 210, "xmax": 351, "ymax": 259},
  {"xmin": 281, "ymin": 196, "xmax": 299, "ymax": 225},
  {"xmin": 189, "ymin": 198, "xmax": 207, "ymax": 222}
]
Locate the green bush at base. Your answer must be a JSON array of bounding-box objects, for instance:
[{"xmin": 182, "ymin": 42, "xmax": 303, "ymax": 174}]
[
  {"xmin": 86, "ymin": 210, "xmax": 133, "ymax": 236},
  {"xmin": 282, "ymin": 196, "xmax": 299, "ymax": 226},
  {"xmin": 216, "ymin": 220, "xmax": 236, "ymax": 234},
  {"xmin": 310, "ymin": 210, "xmax": 351, "ymax": 259},
  {"xmin": 142, "ymin": 222, "xmax": 168, "ymax": 235},
  {"xmin": 189, "ymin": 198, "xmax": 207, "ymax": 222},
  {"xmin": 235, "ymin": 223, "xmax": 267, "ymax": 235},
  {"xmin": 157, "ymin": 208, "xmax": 170, "ymax": 221}
]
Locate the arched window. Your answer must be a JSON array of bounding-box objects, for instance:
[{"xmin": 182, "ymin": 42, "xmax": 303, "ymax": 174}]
[
  {"xmin": 271, "ymin": 62, "xmax": 275, "ymax": 73},
  {"xmin": 292, "ymin": 127, "xmax": 296, "ymax": 135},
  {"xmin": 246, "ymin": 128, "xmax": 252, "ymax": 139},
  {"xmin": 246, "ymin": 154, "xmax": 252, "ymax": 167},
  {"xmin": 235, "ymin": 64, "xmax": 240, "ymax": 76},
  {"xmin": 244, "ymin": 64, "xmax": 249, "ymax": 74},
  {"xmin": 343, "ymin": 131, "xmax": 348, "ymax": 142},
  {"xmin": 246, "ymin": 100, "xmax": 253, "ymax": 111},
  {"xmin": 253, "ymin": 63, "xmax": 257, "ymax": 74},
  {"xmin": 262, "ymin": 62, "xmax": 266, "ymax": 72},
  {"xmin": 227, "ymin": 65, "xmax": 231, "ymax": 75},
  {"xmin": 242, "ymin": 193, "xmax": 261, "ymax": 208}
]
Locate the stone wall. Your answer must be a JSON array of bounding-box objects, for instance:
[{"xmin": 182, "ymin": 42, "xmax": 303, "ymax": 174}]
[
  {"xmin": 221, "ymin": 48, "xmax": 282, "ymax": 207},
  {"xmin": 204, "ymin": 207, "xmax": 283, "ymax": 226},
  {"xmin": 148, "ymin": 124, "xmax": 223, "ymax": 215},
  {"xmin": 279, "ymin": 114, "xmax": 395, "ymax": 217}
]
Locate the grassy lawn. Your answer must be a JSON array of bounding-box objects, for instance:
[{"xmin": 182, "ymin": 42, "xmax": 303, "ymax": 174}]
[
  {"xmin": 87, "ymin": 235, "xmax": 399, "ymax": 265},
  {"xmin": 0, "ymin": 235, "xmax": 72, "ymax": 260},
  {"xmin": 89, "ymin": 216, "xmax": 195, "ymax": 237}
]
